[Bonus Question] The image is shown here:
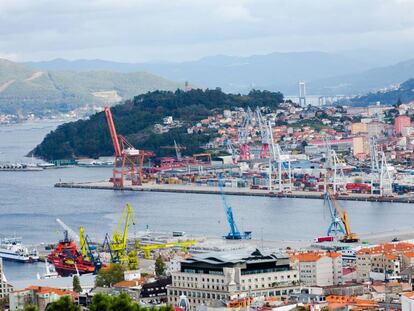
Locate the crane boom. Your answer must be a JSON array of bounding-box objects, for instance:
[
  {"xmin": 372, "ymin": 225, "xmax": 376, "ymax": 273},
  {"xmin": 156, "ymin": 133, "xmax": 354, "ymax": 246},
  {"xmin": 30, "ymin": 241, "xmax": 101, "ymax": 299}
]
[
  {"xmin": 56, "ymin": 218, "xmax": 80, "ymax": 242},
  {"xmin": 325, "ymin": 191, "xmax": 359, "ymax": 243},
  {"xmin": 218, "ymin": 176, "xmax": 239, "ymax": 237},
  {"xmin": 217, "ymin": 175, "xmax": 251, "ymax": 240},
  {"xmin": 104, "ymin": 107, "xmax": 122, "ymax": 157},
  {"xmin": 103, "ymin": 203, "xmax": 136, "ymax": 264}
]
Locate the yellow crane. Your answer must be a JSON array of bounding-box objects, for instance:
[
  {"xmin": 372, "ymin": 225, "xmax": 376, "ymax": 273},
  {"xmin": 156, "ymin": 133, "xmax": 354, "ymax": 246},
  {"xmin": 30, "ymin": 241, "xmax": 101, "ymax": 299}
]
[
  {"xmin": 103, "ymin": 203, "xmax": 137, "ymax": 268},
  {"xmin": 139, "ymin": 240, "xmax": 197, "ymax": 259},
  {"xmin": 79, "ymin": 227, "xmax": 89, "ymax": 260},
  {"xmin": 79, "ymin": 226, "xmax": 103, "ymax": 272},
  {"xmin": 325, "ymin": 190, "xmax": 359, "ymax": 243}
]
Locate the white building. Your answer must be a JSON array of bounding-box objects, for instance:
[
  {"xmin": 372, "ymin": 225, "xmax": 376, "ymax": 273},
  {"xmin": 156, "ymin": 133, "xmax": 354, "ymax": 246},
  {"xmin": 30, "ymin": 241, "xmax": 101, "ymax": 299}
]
[
  {"xmin": 167, "ymin": 249, "xmax": 300, "ymax": 310},
  {"xmin": 291, "ymin": 252, "xmax": 342, "ymax": 287},
  {"xmin": 0, "ymin": 259, "xmax": 13, "ymax": 299},
  {"xmin": 163, "ymin": 116, "xmax": 173, "ymax": 125},
  {"xmin": 401, "ymin": 291, "xmax": 414, "ymax": 311}
]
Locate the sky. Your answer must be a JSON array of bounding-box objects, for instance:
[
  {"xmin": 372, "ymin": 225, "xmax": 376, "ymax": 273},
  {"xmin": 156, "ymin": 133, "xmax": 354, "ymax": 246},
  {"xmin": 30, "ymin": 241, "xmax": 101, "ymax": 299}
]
[{"xmin": 1, "ymin": 0, "xmax": 414, "ymax": 63}]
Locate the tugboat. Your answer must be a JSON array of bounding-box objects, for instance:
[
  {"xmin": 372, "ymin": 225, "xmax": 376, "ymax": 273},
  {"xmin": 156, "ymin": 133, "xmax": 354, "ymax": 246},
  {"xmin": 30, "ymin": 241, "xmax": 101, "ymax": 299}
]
[{"xmin": 47, "ymin": 231, "xmax": 95, "ymax": 277}]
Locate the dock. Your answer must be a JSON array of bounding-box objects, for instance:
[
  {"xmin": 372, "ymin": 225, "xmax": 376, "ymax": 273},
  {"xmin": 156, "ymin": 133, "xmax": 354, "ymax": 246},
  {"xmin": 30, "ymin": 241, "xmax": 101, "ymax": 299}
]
[{"xmin": 55, "ymin": 181, "xmax": 414, "ymax": 203}]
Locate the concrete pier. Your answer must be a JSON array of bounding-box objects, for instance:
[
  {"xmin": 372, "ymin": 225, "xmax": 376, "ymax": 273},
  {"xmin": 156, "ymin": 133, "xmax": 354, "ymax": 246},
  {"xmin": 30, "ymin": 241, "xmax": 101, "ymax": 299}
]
[{"xmin": 54, "ymin": 180, "xmax": 414, "ymax": 203}]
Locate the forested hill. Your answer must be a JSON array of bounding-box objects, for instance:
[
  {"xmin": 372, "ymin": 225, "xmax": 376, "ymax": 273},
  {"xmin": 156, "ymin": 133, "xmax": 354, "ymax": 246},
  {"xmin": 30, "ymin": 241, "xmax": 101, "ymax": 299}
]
[
  {"xmin": 345, "ymin": 78, "xmax": 414, "ymax": 106},
  {"xmin": 31, "ymin": 89, "xmax": 284, "ymax": 160}
]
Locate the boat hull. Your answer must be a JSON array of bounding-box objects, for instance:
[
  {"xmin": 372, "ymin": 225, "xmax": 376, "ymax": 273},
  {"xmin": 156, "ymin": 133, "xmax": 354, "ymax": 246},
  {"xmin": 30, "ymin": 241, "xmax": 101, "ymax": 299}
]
[
  {"xmin": 52, "ymin": 263, "xmax": 94, "ymax": 277},
  {"xmin": 0, "ymin": 251, "xmax": 39, "ymax": 263}
]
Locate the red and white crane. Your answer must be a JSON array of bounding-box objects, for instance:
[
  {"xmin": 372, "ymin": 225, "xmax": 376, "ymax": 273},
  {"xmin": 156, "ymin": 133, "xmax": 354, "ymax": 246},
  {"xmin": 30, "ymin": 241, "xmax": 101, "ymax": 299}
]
[
  {"xmin": 255, "ymin": 107, "xmax": 271, "ymax": 158},
  {"xmin": 237, "ymin": 107, "xmax": 253, "ymax": 161},
  {"xmin": 104, "ymin": 107, "xmax": 153, "ymax": 188}
]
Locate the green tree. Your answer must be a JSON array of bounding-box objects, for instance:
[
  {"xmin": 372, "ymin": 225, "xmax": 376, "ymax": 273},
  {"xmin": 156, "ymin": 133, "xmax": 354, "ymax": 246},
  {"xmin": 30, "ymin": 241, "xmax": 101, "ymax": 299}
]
[
  {"xmin": 23, "ymin": 305, "xmax": 39, "ymax": 311},
  {"xmin": 72, "ymin": 275, "xmax": 82, "ymax": 293},
  {"xmin": 95, "ymin": 263, "xmax": 125, "ymax": 287},
  {"xmin": 155, "ymin": 255, "xmax": 166, "ymax": 276},
  {"xmin": 89, "ymin": 293, "xmax": 112, "ymax": 311},
  {"xmin": 45, "ymin": 296, "xmax": 79, "ymax": 311},
  {"xmin": 111, "ymin": 293, "xmax": 136, "ymax": 311}
]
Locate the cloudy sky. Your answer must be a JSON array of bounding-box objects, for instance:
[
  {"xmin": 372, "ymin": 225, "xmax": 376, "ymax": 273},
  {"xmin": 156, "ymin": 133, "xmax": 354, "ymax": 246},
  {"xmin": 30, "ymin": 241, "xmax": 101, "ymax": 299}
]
[{"xmin": 1, "ymin": 0, "xmax": 414, "ymax": 62}]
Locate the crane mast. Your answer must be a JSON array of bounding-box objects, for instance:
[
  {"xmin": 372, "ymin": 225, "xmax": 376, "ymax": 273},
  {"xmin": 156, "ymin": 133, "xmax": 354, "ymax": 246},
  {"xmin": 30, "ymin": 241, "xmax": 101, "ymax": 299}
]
[
  {"xmin": 238, "ymin": 107, "xmax": 253, "ymax": 161},
  {"xmin": 255, "ymin": 107, "xmax": 271, "ymax": 158},
  {"xmin": 104, "ymin": 107, "xmax": 153, "ymax": 188},
  {"xmin": 325, "ymin": 191, "xmax": 359, "ymax": 243},
  {"xmin": 218, "ymin": 175, "xmax": 251, "ymax": 240},
  {"xmin": 269, "ymin": 121, "xmax": 292, "ymax": 192},
  {"xmin": 103, "ymin": 203, "xmax": 136, "ymax": 265}
]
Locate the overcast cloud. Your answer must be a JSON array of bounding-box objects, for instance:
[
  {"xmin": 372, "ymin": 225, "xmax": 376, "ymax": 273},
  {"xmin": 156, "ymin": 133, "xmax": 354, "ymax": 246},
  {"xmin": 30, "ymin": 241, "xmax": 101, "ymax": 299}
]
[{"xmin": 0, "ymin": 0, "xmax": 414, "ymax": 62}]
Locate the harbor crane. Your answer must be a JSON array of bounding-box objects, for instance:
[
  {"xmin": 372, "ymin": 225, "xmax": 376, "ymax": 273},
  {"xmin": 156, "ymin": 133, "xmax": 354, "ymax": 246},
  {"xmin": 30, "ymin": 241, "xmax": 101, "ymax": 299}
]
[
  {"xmin": 56, "ymin": 218, "xmax": 79, "ymax": 241},
  {"xmin": 238, "ymin": 107, "xmax": 253, "ymax": 161},
  {"xmin": 323, "ymin": 138, "xmax": 346, "ymax": 193},
  {"xmin": 160, "ymin": 140, "xmax": 186, "ymax": 161},
  {"xmin": 269, "ymin": 121, "xmax": 292, "ymax": 192},
  {"xmin": 139, "ymin": 241, "xmax": 198, "ymax": 259},
  {"xmin": 103, "ymin": 203, "xmax": 137, "ymax": 268},
  {"xmin": 104, "ymin": 107, "xmax": 153, "ymax": 188},
  {"xmin": 369, "ymin": 137, "xmax": 393, "ymax": 196},
  {"xmin": 218, "ymin": 175, "xmax": 252, "ymax": 240},
  {"xmin": 255, "ymin": 107, "xmax": 271, "ymax": 158},
  {"xmin": 324, "ymin": 191, "xmax": 359, "ymax": 243},
  {"xmin": 224, "ymin": 137, "xmax": 238, "ymax": 163}
]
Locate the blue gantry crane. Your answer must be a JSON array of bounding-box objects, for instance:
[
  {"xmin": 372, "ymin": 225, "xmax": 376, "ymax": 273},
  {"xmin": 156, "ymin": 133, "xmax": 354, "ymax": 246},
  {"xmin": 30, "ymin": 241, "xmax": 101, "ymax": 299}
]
[
  {"xmin": 324, "ymin": 191, "xmax": 359, "ymax": 243},
  {"xmin": 218, "ymin": 175, "xmax": 252, "ymax": 240}
]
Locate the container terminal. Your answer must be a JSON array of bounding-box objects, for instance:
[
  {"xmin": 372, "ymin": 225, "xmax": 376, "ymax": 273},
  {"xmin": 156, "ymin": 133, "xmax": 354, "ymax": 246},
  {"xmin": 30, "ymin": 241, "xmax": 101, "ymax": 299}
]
[{"xmin": 50, "ymin": 107, "xmax": 414, "ymax": 205}]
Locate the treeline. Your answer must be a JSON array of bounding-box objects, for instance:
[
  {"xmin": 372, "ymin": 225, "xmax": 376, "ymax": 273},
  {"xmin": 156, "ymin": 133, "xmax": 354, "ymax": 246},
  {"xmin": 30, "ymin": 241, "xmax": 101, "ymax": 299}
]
[
  {"xmin": 21, "ymin": 293, "xmax": 174, "ymax": 311},
  {"xmin": 32, "ymin": 88, "xmax": 283, "ymax": 160}
]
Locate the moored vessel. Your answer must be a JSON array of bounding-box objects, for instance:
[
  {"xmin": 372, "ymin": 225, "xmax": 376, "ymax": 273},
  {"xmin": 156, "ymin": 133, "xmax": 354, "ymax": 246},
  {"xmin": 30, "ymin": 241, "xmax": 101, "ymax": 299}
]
[
  {"xmin": 47, "ymin": 231, "xmax": 95, "ymax": 277},
  {"xmin": 0, "ymin": 237, "xmax": 39, "ymax": 263}
]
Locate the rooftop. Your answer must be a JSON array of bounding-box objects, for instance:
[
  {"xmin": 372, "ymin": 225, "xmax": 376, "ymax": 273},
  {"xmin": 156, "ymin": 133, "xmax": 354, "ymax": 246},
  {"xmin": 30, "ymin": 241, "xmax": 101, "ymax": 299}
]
[{"xmin": 182, "ymin": 248, "xmax": 288, "ymax": 266}]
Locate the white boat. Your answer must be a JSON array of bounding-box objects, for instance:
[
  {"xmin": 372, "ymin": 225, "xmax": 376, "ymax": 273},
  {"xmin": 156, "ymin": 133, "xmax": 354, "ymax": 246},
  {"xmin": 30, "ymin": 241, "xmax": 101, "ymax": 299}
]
[
  {"xmin": 0, "ymin": 237, "xmax": 39, "ymax": 263},
  {"xmin": 37, "ymin": 261, "xmax": 59, "ymax": 279},
  {"xmin": 0, "ymin": 163, "xmax": 43, "ymax": 171}
]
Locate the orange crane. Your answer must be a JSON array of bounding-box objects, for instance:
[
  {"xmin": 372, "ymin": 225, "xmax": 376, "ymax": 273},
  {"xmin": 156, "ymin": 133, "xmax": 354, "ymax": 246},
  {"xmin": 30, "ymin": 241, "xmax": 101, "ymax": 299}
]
[{"xmin": 104, "ymin": 107, "xmax": 153, "ymax": 188}]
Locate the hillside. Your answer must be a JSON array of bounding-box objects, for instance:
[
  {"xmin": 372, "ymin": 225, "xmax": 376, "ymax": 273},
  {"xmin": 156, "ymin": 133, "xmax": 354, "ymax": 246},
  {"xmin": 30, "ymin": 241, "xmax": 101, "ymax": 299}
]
[
  {"xmin": 310, "ymin": 58, "xmax": 414, "ymax": 95},
  {"xmin": 344, "ymin": 78, "xmax": 414, "ymax": 106},
  {"xmin": 27, "ymin": 52, "xmax": 374, "ymax": 95},
  {"xmin": 0, "ymin": 59, "xmax": 183, "ymax": 115},
  {"xmin": 31, "ymin": 89, "xmax": 284, "ymax": 161},
  {"xmin": 27, "ymin": 54, "xmax": 414, "ymax": 97}
]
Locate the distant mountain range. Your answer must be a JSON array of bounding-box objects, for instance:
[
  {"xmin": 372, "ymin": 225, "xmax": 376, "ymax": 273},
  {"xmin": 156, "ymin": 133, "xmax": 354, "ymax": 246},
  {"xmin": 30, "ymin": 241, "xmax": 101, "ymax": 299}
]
[
  {"xmin": 344, "ymin": 78, "xmax": 414, "ymax": 106},
  {"xmin": 0, "ymin": 59, "xmax": 183, "ymax": 115},
  {"xmin": 27, "ymin": 52, "xmax": 414, "ymax": 96},
  {"xmin": 2, "ymin": 50, "xmax": 413, "ymax": 115},
  {"xmin": 310, "ymin": 58, "xmax": 414, "ymax": 95}
]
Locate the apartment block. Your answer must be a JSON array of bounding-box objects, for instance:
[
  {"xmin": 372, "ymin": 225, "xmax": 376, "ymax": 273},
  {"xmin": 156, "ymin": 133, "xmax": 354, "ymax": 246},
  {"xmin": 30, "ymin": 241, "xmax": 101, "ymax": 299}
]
[
  {"xmin": 356, "ymin": 242, "xmax": 414, "ymax": 282},
  {"xmin": 395, "ymin": 115, "xmax": 411, "ymax": 134},
  {"xmin": 9, "ymin": 286, "xmax": 76, "ymax": 311},
  {"xmin": 167, "ymin": 249, "xmax": 300, "ymax": 309},
  {"xmin": 351, "ymin": 122, "xmax": 368, "ymax": 135},
  {"xmin": 291, "ymin": 252, "xmax": 342, "ymax": 287},
  {"xmin": 0, "ymin": 259, "xmax": 13, "ymax": 299}
]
